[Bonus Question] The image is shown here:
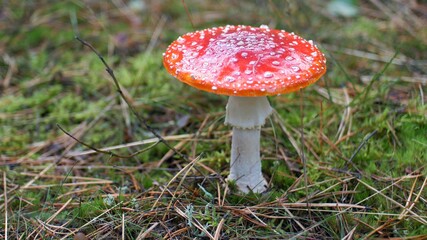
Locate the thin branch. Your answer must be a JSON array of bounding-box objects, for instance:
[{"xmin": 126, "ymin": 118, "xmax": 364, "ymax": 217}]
[
  {"xmin": 345, "ymin": 130, "xmax": 378, "ymax": 169},
  {"xmin": 299, "ymin": 88, "xmax": 312, "ymax": 220},
  {"xmin": 74, "ymin": 36, "xmax": 187, "ymax": 161},
  {"xmin": 57, "ymin": 124, "xmax": 158, "ymax": 159},
  {"xmin": 74, "ymin": 36, "xmax": 215, "ymax": 189},
  {"xmin": 180, "ymin": 0, "xmax": 195, "ymax": 29}
]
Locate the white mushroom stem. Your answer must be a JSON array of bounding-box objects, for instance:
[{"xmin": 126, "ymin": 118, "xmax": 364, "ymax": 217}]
[
  {"xmin": 225, "ymin": 96, "xmax": 273, "ymax": 193},
  {"xmin": 229, "ymin": 127, "xmax": 267, "ymax": 193}
]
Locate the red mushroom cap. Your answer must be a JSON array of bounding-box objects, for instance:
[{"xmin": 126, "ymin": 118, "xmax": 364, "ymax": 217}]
[{"xmin": 163, "ymin": 25, "xmax": 326, "ymax": 96}]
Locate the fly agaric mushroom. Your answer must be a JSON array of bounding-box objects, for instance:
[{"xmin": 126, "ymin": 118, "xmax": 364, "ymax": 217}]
[{"xmin": 163, "ymin": 25, "xmax": 326, "ymax": 193}]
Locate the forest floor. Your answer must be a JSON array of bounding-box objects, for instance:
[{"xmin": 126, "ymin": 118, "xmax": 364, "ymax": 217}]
[{"xmin": 0, "ymin": 0, "xmax": 426, "ymax": 239}]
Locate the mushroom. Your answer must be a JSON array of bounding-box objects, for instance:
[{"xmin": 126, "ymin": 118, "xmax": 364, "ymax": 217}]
[{"xmin": 163, "ymin": 25, "xmax": 326, "ymax": 193}]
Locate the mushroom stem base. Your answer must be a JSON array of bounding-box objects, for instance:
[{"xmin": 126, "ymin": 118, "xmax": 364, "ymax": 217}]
[{"xmin": 228, "ymin": 127, "xmax": 267, "ymax": 193}]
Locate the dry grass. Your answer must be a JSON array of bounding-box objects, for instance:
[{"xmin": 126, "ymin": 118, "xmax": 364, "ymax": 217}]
[{"xmin": 0, "ymin": 0, "xmax": 426, "ymax": 239}]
